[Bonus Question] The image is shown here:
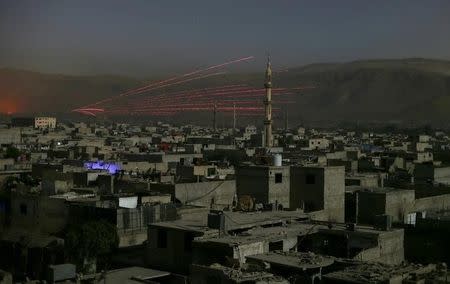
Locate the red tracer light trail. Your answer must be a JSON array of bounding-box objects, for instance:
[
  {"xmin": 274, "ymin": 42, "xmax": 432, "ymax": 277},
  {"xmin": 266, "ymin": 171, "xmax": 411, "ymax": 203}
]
[{"xmin": 74, "ymin": 56, "xmax": 254, "ymax": 110}]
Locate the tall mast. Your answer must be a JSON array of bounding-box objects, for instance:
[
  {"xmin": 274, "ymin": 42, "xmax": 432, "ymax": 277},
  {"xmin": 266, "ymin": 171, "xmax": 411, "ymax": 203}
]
[{"xmin": 264, "ymin": 55, "xmax": 273, "ymax": 148}]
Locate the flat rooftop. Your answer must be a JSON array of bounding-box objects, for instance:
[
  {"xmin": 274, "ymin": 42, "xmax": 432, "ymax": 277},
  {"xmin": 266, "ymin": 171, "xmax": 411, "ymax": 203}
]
[
  {"xmin": 223, "ymin": 210, "xmax": 308, "ymax": 230},
  {"xmin": 150, "ymin": 210, "xmax": 308, "ymax": 234},
  {"xmin": 104, "ymin": 266, "xmax": 170, "ymax": 284},
  {"xmin": 422, "ymin": 210, "xmax": 450, "ymax": 221},
  {"xmin": 149, "ymin": 218, "xmax": 216, "ymax": 235},
  {"xmin": 194, "ymin": 221, "xmax": 400, "ymax": 247},
  {"xmin": 195, "ymin": 222, "xmax": 318, "ymax": 245},
  {"xmin": 247, "ymin": 251, "xmax": 334, "ymax": 270},
  {"xmin": 345, "ymin": 185, "xmax": 414, "ymax": 194},
  {"xmin": 193, "ymin": 264, "xmax": 287, "ymax": 283},
  {"xmin": 315, "ymin": 222, "xmax": 404, "ymax": 238},
  {"xmin": 323, "ymin": 263, "xmax": 437, "ymax": 284}
]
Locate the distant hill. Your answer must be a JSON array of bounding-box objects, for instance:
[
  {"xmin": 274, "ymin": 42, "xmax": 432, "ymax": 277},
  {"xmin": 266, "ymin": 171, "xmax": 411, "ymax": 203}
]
[
  {"xmin": 0, "ymin": 68, "xmax": 141, "ymax": 114},
  {"xmin": 1, "ymin": 58, "xmax": 450, "ymax": 124}
]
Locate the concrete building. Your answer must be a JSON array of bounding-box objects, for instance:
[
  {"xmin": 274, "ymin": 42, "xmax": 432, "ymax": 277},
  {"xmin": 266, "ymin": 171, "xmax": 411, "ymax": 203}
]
[
  {"xmin": 236, "ymin": 165, "xmax": 291, "ymax": 209},
  {"xmin": 11, "ymin": 117, "xmax": 34, "ymax": 128},
  {"xmin": 246, "ymin": 251, "xmax": 334, "ymax": 284},
  {"xmin": 176, "ymin": 164, "xmax": 217, "ymax": 182},
  {"xmin": 151, "ymin": 180, "xmax": 236, "ymax": 209},
  {"xmin": 102, "ymin": 266, "xmax": 177, "ymax": 284},
  {"xmin": 0, "ymin": 128, "xmax": 21, "ymax": 145},
  {"xmin": 299, "ymin": 224, "xmax": 405, "ymax": 265},
  {"xmin": 414, "ymin": 163, "xmax": 450, "ymax": 185},
  {"xmin": 193, "ymin": 222, "xmax": 315, "ymax": 267},
  {"xmin": 5, "ymin": 114, "xmax": 450, "ymax": 280},
  {"xmin": 243, "ymin": 125, "xmax": 257, "ymax": 140},
  {"xmin": 68, "ymin": 195, "xmax": 175, "ymax": 247},
  {"xmin": 327, "ymin": 159, "xmax": 358, "ymax": 173},
  {"xmin": 0, "ymin": 233, "xmax": 64, "ymax": 282},
  {"xmin": 41, "ymin": 171, "xmax": 74, "ymax": 195},
  {"xmin": 34, "ymin": 117, "xmax": 56, "ymax": 129},
  {"xmin": 0, "ymin": 159, "xmax": 15, "ymax": 172},
  {"xmin": 191, "ymin": 264, "xmax": 288, "ymax": 284},
  {"xmin": 290, "ymin": 166, "xmax": 345, "ymax": 222},
  {"xmin": 0, "ymin": 270, "xmax": 12, "ymax": 284},
  {"xmin": 345, "ymin": 173, "xmax": 381, "ymax": 187},
  {"xmin": 323, "ymin": 262, "xmax": 440, "ymax": 284},
  {"xmin": 145, "ymin": 217, "xmax": 218, "ymax": 274},
  {"xmin": 355, "ymin": 187, "xmax": 415, "ymax": 225},
  {"xmin": 307, "ymin": 138, "xmax": 330, "ymax": 150},
  {"xmin": 405, "ymin": 210, "xmax": 450, "ymax": 263},
  {"xmin": 415, "ymin": 151, "xmax": 433, "ymax": 163},
  {"xmin": 414, "ymin": 191, "xmax": 450, "ymax": 215},
  {"xmin": 146, "ymin": 210, "xmax": 309, "ymax": 274},
  {"xmin": 9, "ymin": 193, "xmax": 69, "ymax": 235}
]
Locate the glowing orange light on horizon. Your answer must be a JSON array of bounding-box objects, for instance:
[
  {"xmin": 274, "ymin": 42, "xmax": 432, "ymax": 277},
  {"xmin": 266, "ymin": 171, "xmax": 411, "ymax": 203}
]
[{"xmin": 0, "ymin": 97, "xmax": 21, "ymax": 115}]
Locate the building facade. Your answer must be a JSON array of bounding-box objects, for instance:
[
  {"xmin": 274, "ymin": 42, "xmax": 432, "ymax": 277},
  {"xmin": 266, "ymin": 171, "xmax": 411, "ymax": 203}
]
[{"xmin": 34, "ymin": 117, "xmax": 56, "ymax": 129}]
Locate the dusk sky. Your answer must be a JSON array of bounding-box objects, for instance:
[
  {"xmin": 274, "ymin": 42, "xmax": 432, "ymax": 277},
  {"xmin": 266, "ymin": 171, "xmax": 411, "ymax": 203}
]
[{"xmin": 1, "ymin": 0, "xmax": 450, "ymax": 76}]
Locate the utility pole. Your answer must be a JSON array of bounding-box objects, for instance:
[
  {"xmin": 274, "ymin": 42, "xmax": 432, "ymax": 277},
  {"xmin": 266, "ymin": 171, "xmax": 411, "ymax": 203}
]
[
  {"xmin": 233, "ymin": 102, "xmax": 236, "ymax": 133},
  {"xmin": 213, "ymin": 102, "xmax": 217, "ymax": 131},
  {"xmin": 284, "ymin": 108, "xmax": 289, "ymax": 132}
]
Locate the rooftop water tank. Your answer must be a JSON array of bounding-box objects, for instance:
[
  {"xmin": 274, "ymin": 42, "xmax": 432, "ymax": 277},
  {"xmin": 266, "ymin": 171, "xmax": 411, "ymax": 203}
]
[{"xmin": 273, "ymin": 154, "xmax": 282, "ymax": 167}]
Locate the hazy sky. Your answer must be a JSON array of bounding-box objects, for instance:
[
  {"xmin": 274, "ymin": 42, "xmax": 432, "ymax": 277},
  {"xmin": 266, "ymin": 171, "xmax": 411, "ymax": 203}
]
[{"xmin": 1, "ymin": 0, "xmax": 450, "ymax": 76}]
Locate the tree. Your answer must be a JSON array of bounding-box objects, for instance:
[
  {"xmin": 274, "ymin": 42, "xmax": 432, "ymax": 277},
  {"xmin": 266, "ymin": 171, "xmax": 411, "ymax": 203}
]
[
  {"xmin": 0, "ymin": 176, "xmax": 16, "ymax": 197},
  {"xmin": 4, "ymin": 146, "xmax": 20, "ymax": 160},
  {"xmin": 65, "ymin": 220, "xmax": 119, "ymax": 272}
]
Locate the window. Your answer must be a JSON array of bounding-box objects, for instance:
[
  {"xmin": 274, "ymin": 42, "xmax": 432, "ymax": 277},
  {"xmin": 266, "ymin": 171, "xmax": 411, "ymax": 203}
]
[
  {"xmin": 275, "ymin": 173, "xmax": 283, "ymax": 183},
  {"xmin": 207, "ymin": 168, "xmax": 216, "ymax": 176},
  {"xmin": 305, "ymin": 174, "xmax": 315, "ymax": 185},
  {"xmin": 184, "ymin": 233, "xmax": 193, "ymax": 252},
  {"xmin": 157, "ymin": 229, "xmax": 167, "ymax": 248},
  {"xmin": 269, "ymin": 240, "xmax": 283, "ymax": 251},
  {"xmin": 20, "ymin": 204, "xmax": 27, "ymax": 215}
]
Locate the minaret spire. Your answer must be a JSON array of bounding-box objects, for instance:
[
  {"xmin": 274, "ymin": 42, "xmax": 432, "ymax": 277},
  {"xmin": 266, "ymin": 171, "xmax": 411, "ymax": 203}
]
[
  {"xmin": 265, "ymin": 54, "xmax": 272, "ymax": 84},
  {"xmin": 264, "ymin": 55, "xmax": 273, "ymax": 148}
]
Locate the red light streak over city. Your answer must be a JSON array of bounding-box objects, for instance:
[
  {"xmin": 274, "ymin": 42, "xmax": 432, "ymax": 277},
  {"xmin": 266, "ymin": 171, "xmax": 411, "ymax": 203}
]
[{"xmin": 72, "ymin": 55, "xmax": 314, "ymax": 117}]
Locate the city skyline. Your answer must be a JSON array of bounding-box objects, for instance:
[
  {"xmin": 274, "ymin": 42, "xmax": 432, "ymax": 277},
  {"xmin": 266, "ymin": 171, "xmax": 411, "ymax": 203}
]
[{"xmin": 1, "ymin": 2, "xmax": 450, "ymax": 282}]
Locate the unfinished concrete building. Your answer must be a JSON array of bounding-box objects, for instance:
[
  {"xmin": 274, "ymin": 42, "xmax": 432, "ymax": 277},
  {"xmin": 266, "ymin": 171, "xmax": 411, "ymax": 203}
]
[
  {"xmin": 323, "ymin": 262, "xmax": 443, "ymax": 284},
  {"xmin": 236, "ymin": 165, "xmax": 291, "ymax": 209},
  {"xmin": 354, "ymin": 187, "xmax": 415, "ymax": 225},
  {"xmin": 290, "ymin": 166, "xmax": 345, "ymax": 222},
  {"xmin": 246, "ymin": 251, "xmax": 334, "ymax": 284},
  {"xmin": 150, "ymin": 179, "xmax": 236, "ymax": 209},
  {"xmin": 299, "ymin": 224, "xmax": 404, "ymax": 265},
  {"xmin": 191, "ymin": 264, "xmax": 289, "ymax": 284},
  {"xmin": 145, "ymin": 218, "xmax": 218, "ymax": 274}
]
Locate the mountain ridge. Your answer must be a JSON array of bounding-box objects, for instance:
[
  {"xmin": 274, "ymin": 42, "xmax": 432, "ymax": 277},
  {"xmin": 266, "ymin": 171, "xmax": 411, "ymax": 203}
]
[{"xmin": 1, "ymin": 58, "xmax": 450, "ymax": 124}]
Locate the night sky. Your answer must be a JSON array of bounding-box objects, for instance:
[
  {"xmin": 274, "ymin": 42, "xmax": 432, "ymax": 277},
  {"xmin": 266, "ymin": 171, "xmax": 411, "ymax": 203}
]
[{"xmin": 1, "ymin": 0, "xmax": 450, "ymax": 76}]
